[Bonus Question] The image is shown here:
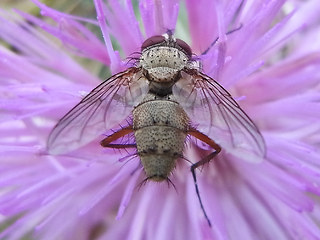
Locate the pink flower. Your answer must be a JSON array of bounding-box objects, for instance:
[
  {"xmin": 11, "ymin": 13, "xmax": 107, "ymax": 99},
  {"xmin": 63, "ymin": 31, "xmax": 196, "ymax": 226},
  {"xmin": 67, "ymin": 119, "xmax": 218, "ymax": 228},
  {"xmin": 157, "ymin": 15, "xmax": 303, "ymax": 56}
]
[{"xmin": 1, "ymin": 0, "xmax": 320, "ymax": 239}]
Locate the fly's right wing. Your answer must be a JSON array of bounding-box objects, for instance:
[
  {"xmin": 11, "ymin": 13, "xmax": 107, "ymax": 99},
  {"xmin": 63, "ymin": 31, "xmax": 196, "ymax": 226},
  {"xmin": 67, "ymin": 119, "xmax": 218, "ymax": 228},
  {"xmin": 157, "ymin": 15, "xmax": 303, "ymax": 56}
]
[
  {"xmin": 47, "ymin": 67, "xmax": 149, "ymax": 154},
  {"xmin": 173, "ymin": 69, "xmax": 265, "ymax": 162}
]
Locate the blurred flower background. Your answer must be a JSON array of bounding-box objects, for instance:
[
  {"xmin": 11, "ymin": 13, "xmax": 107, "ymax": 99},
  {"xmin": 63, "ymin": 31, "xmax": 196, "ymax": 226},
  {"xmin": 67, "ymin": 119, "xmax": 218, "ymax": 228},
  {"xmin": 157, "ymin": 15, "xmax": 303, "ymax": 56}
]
[{"xmin": 0, "ymin": 0, "xmax": 320, "ymax": 240}]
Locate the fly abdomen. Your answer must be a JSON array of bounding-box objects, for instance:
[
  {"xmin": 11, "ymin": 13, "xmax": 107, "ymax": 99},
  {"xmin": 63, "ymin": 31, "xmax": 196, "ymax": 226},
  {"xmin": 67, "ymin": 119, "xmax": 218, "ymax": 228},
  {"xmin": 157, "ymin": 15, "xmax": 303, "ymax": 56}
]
[
  {"xmin": 135, "ymin": 126, "xmax": 186, "ymax": 181},
  {"xmin": 133, "ymin": 93, "xmax": 189, "ymax": 181}
]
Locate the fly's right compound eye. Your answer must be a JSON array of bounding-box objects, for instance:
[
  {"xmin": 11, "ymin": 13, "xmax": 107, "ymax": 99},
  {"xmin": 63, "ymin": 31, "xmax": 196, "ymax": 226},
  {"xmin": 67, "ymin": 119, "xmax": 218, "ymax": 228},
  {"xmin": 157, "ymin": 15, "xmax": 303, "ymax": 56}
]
[
  {"xmin": 176, "ymin": 38, "xmax": 192, "ymax": 57},
  {"xmin": 141, "ymin": 35, "xmax": 166, "ymax": 51}
]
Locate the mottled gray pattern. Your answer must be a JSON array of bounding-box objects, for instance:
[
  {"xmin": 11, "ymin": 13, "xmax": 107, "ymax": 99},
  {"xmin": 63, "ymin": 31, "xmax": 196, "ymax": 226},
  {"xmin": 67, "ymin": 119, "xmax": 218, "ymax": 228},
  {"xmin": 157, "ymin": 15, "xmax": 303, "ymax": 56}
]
[
  {"xmin": 133, "ymin": 94, "xmax": 189, "ymax": 180},
  {"xmin": 134, "ymin": 41, "xmax": 191, "ymax": 181}
]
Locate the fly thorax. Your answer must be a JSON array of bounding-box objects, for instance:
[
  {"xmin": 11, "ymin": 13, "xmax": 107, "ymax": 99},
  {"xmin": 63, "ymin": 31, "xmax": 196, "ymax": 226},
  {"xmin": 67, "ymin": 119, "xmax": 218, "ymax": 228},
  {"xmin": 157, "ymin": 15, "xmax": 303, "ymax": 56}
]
[{"xmin": 140, "ymin": 46, "xmax": 188, "ymax": 84}]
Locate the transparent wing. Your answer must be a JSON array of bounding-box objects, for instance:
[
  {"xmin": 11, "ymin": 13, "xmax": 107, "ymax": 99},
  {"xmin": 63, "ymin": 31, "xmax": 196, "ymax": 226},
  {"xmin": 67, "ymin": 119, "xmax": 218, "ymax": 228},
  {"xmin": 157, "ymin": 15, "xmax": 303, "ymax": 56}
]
[
  {"xmin": 47, "ymin": 67, "xmax": 148, "ymax": 154},
  {"xmin": 173, "ymin": 69, "xmax": 265, "ymax": 162}
]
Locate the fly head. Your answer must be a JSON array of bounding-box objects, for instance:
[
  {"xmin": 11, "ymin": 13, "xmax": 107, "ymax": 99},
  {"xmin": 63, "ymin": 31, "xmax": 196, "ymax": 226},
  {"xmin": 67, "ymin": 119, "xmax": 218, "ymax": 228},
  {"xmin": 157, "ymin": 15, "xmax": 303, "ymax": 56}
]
[{"xmin": 140, "ymin": 34, "xmax": 193, "ymax": 95}]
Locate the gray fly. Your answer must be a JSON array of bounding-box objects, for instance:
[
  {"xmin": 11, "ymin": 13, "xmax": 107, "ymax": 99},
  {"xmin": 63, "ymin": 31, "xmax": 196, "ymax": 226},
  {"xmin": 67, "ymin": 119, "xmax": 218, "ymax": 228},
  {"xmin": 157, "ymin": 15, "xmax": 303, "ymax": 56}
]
[{"xmin": 47, "ymin": 33, "xmax": 266, "ymax": 226}]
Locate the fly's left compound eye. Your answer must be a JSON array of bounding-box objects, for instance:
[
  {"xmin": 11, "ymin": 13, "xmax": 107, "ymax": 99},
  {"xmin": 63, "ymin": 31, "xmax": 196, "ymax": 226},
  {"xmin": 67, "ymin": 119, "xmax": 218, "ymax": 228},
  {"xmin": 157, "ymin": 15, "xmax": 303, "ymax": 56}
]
[
  {"xmin": 141, "ymin": 35, "xmax": 166, "ymax": 51},
  {"xmin": 176, "ymin": 39, "xmax": 192, "ymax": 57}
]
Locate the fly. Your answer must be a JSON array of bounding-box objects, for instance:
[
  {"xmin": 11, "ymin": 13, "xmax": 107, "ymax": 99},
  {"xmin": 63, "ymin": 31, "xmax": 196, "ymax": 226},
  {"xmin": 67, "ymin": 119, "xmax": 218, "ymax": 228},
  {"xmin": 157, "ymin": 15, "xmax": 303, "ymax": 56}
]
[{"xmin": 47, "ymin": 33, "xmax": 266, "ymax": 226}]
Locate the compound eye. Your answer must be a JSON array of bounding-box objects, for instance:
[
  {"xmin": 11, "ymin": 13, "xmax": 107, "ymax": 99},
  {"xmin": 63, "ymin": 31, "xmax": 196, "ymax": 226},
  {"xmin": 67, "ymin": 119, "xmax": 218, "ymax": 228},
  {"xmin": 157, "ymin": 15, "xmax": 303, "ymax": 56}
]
[
  {"xmin": 141, "ymin": 35, "xmax": 166, "ymax": 51},
  {"xmin": 176, "ymin": 39, "xmax": 192, "ymax": 57}
]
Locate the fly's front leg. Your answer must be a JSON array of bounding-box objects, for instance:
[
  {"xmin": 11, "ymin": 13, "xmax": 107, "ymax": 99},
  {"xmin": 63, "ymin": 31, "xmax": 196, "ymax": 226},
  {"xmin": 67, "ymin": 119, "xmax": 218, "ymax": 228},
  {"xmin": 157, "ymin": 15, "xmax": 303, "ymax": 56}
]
[
  {"xmin": 100, "ymin": 126, "xmax": 136, "ymax": 149},
  {"xmin": 188, "ymin": 129, "xmax": 222, "ymax": 227}
]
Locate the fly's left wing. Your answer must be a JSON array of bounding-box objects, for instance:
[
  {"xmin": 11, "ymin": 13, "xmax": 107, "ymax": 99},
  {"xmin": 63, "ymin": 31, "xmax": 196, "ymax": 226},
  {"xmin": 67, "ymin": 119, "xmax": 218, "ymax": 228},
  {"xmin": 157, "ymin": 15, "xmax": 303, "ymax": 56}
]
[
  {"xmin": 47, "ymin": 67, "xmax": 148, "ymax": 154},
  {"xmin": 173, "ymin": 68, "xmax": 265, "ymax": 162}
]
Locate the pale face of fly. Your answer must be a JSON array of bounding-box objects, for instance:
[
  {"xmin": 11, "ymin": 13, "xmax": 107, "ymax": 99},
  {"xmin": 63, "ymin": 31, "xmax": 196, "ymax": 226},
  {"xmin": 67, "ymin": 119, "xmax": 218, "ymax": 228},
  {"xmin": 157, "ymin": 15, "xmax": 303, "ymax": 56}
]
[{"xmin": 140, "ymin": 35, "xmax": 191, "ymax": 83}]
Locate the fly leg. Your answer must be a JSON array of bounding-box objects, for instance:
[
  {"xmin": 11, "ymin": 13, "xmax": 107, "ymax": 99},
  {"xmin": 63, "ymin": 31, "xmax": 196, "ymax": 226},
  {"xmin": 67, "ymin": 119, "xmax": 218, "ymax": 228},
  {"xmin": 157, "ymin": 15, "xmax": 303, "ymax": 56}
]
[
  {"xmin": 101, "ymin": 126, "xmax": 141, "ymax": 177},
  {"xmin": 188, "ymin": 129, "xmax": 222, "ymax": 227},
  {"xmin": 100, "ymin": 126, "xmax": 136, "ymax": 149}
]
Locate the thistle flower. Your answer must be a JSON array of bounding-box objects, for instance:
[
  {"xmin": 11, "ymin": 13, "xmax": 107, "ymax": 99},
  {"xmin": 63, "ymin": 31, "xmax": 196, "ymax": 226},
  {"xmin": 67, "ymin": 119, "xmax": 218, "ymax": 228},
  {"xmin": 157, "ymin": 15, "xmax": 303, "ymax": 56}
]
[{"xmin": 1, "ymin": 0, "xmax": 320, "ymax": 239}]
